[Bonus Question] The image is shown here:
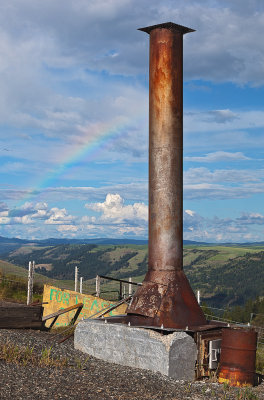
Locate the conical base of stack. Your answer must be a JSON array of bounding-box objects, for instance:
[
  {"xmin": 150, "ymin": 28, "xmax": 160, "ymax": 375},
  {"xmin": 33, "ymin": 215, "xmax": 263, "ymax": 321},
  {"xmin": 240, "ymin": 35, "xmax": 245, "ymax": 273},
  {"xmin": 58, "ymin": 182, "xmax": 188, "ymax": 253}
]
[{"xmin": 126, "ymin": 269, "xmax": 207, "ymax": 329}]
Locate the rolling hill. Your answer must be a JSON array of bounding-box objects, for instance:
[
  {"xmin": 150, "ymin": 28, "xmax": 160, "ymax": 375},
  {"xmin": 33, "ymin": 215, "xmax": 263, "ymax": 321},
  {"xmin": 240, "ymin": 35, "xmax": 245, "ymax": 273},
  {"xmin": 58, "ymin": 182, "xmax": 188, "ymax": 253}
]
[{"xmin": 1, "ymin": 242, "xmax": 264, "ymax": 308}]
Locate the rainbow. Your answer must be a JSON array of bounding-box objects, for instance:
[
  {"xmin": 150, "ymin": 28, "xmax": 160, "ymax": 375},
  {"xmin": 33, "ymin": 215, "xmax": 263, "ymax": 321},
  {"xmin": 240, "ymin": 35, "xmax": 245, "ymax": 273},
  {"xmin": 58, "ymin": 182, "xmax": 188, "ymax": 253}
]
[{"xmin": 17, "ymin": 117, "xmax": 144, "ymax": 207}]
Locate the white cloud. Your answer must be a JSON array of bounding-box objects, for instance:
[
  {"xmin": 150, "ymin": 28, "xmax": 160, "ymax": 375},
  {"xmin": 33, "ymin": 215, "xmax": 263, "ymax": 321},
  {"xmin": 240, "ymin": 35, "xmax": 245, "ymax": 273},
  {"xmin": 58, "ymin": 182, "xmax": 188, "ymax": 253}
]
[
  {"xmin": 2, "ymin": 164, "xmax": 264, "ymax": 205},
  {"xmin": 1, "ymin": 0, "xmax": 262, "ymax": 84},
  {"xmin": 85, "ymin": 193, "xmax": 148, "ymax": 224},
  {"xmin": 0, "ymin": 182, "xmax": 148, "ymax": 202},
  {"xmin": 8, "ymin": 204, "xmax": 33, "ymax": 218},
  {"xmin": 0, "ymin": 202, "xmax": 8, "ymax": 212},
  {"xmin": 0, "ymin": 162, "xmax": 26, "ymax": 173},
  {"xmin": 184, "ymin": 167, "xmax": 263, "ymax": 184},
  {"xmin": 236, "ymin": 213, "xmax": 264, "ymax": 225},
  {"xmin": 0, "ymin": 216, "xmax": 10, "ymax": 224},
  {"xmin": 3, "ymin": 202, "xmax": 75, "ymax": 226},
  {"xmin": 184, "ymin": 152, "xmax": 250, "ymax": 163},
  {"xmin": 185, "ymin": 209, "xmax": 195, "ymax": 217},
  {"xmin": 44, "ymin": 207, "xmax": 75, "ymax": 225},
  {"xmin": 83, "ymin": 193, "xmax": 148, "ymax": 236},
  {"xmin": 0, "ymin": 2, "xmax": 263, "ymax": 134},
  {"xmin": 13, "ymin": 215, "xmax": 33, "ymax": 225},
  {"xmin": 81, "ymin": 216, "xmax": 96, "ymax": 224},
  {"xmin": 183, "ymin": 210, "xmax": 264, "ymax": 243},
  {"xmin": 1, "ymin": 194, "xmax": 148, "ymax": 237},
  {"xmin": 56, "ymin": 225, "xmax": 78, "ymax": 232},
  {"xmin": 1, "ymin": 193, "xmax": 264, "ymax": 242},
  {"xmin": 184, "ymin": 183, "xmax": 257, "ymax": 201},
  {"xmin": 207, "ymin": 110, "xmax": 239, "ymax": 124},
  {"xmin": 185, "ymin": 110, "xmax": 264, "ymax": 134},
  {"xmin": 183, "ymin": 167, "xmax": 264, "ymax": 199}
]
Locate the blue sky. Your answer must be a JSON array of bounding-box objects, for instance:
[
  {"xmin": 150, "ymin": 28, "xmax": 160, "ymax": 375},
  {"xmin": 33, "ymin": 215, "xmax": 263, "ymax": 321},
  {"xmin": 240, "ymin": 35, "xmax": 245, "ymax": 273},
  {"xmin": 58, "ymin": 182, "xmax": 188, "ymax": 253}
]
[{"xmin": 1, "ymin": 0, "xmax": 264, "ymax": 242}]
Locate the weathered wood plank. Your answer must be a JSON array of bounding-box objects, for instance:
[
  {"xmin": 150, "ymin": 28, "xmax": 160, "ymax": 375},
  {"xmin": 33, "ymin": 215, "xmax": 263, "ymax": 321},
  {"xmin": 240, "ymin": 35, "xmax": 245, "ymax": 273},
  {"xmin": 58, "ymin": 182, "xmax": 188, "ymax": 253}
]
[
  {"xmin": 0, "ymin": 309, "xmax": 42, "ymax": 317},
  {"xmin": 0, "ymin": 319, "xmax": 44, "ymax": 329},
  {"xmin": 42, "ymin": 303, "xmax": 83, "ymax": 322},
  {"xmin": 0, "ymin": 305, "xmax": 44, "ymax": 329},
  {"xmin": 69, "ymin": 305, "xmax": 83, "ymax": 326}
]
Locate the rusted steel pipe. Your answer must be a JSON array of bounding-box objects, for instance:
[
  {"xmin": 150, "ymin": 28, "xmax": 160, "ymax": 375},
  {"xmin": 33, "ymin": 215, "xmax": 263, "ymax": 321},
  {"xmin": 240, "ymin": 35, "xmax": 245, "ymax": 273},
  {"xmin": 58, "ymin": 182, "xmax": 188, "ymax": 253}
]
[
  {"xmin": 148, "ymin": 25, "xmax": 184, "ymax": 273},
  {"xmin": 127, "ymin": 23, "xmax": 206, "ymax": 328}
]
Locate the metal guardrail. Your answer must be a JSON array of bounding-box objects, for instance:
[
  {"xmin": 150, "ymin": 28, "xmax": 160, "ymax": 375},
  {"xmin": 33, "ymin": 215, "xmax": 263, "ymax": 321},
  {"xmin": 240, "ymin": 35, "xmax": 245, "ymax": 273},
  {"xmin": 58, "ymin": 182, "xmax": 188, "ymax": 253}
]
[{"xmin": 203, "ymin": 309, "xmax": 264, "ymax": 347}]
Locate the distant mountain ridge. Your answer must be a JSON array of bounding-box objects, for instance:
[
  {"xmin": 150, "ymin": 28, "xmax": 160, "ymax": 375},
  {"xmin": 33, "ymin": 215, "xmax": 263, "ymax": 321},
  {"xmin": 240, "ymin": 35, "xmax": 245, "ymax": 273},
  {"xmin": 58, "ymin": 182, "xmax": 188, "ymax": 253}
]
[
  {"xmin": 0, "ymin": 235, "xmax": 206, "ymax": 244},
  {"xmin": 0, "ymin": 235, "xmax": 211, "ymax": 254},
  {"xmin": 2, "ymin": 234, "xmax": 264, "ymax": 255}
]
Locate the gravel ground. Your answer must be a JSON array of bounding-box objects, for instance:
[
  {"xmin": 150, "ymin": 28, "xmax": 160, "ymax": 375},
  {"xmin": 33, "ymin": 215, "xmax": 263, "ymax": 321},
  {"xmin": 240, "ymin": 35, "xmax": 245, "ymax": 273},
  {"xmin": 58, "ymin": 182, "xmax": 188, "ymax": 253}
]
[{"xmin": 0, "ymin": 328, "xmax": 263, "ymax": 400}]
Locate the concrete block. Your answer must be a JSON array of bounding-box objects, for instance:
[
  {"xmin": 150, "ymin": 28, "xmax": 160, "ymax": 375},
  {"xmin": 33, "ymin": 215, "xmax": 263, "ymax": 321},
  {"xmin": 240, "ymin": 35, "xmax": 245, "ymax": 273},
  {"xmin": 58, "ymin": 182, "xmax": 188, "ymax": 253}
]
[{"xmin": 74, "ymin": 319, "xmax": 197, "ymax": 380}]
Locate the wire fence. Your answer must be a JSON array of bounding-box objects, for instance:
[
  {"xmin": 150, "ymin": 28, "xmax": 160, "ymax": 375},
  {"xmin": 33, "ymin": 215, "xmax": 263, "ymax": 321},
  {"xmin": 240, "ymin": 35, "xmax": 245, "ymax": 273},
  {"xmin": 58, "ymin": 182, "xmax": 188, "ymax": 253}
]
[
  {"xmin": 1, "ymin": 271, "xmax": 263, "ymax": 345},
  {"xmin": 201, "ymin": 305, "xmax": 264, "ymax": 347},
  {"xmin": 80, "ymin": 275, "xmax": 139, "ymax": 300}
]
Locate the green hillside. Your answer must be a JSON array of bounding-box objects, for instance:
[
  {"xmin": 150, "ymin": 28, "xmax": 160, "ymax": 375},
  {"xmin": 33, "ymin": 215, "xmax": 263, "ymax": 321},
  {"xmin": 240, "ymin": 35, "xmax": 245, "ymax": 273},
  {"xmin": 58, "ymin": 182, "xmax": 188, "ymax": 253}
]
[
  {"xmin": 2, "ymin": 243, "xmax": 264, "ymax": 308},
  {"xmin": 183, "ymin": 246, "xmax": 264, "ymax": 307},
  {"xmin": 0, "ymin": 259, "xmax": 76, "ymax": 291}
]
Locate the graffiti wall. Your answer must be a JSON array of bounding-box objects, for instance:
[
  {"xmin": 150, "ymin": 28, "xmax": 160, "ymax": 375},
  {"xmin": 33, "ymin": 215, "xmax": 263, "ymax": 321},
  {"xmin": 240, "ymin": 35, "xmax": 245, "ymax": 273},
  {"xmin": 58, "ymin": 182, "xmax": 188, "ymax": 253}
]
[{"xmin": 42, "ymin": 284, "xmax": 127, "ymax": 327}]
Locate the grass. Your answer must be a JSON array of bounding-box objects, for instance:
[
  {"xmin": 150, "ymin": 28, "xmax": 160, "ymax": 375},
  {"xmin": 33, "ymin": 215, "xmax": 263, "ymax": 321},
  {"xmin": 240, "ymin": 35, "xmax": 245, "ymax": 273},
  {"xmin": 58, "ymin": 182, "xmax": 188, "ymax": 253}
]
[
  {"xmin": 0, "ymin": 340, "xmax": 90, "ymax": 370},
  {"xmin": 184, "ymin": 246, "xmax": 260, "ymax": 268},
  {"xmin": 181, "ymin": 381, "xmax": 261, "ymax": 400},
  {"xmin": 256, "ymin": 344, "xmax": 264, "ymax": 375},
  {"xmin": 9, "ymin": 245, "xmax": 49, "ymax": 257},
  {"xmin": 0, "ymin": 259, "xmax": 78, "ymax": 297},
  {"xmin": 235, "ymin": 388, "xmax": 259, "ymax": 400},
  {"xmin": 89, "ymin": 244, "xmax": 116, "ymax": 253},
  {"xmin": 39, "ymin": 345, "xmax": 69, "ymax": 367},
  {"xmin": 0, "ymin": 259, "xmax": 75, "ymax": 288},
  {"xmin": 0, "ymin": 341, "xmax": 69, "ymax": 368},
  {"xmin": 0, "ymin": 259, "xmax": 34, "ymax": 279},
  {"xmin": 74, "ymin": 356, "xmax": 90, "ymax": 371},
  {"xmin": 0, "ymin": 271, "xmax": 43, "ymax": 303},
  {"xmin": 49, "ymin": 324, "xmax": 76, "ymax": 339},
  {"xmin": 216, "ymin": 383, "xmax": 260, "ymax": 400}
]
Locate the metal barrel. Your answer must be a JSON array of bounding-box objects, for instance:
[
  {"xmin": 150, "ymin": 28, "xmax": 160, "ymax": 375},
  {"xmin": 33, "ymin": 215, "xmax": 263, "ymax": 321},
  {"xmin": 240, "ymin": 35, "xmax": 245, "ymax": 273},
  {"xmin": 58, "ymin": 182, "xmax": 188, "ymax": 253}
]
[
  {"xmin": 219, "ymin": 328, "xmax": 257, "ymax": 387},
  {"xmin": 126, "ymin": 23, "xmax": 207, "ymax": 329}
]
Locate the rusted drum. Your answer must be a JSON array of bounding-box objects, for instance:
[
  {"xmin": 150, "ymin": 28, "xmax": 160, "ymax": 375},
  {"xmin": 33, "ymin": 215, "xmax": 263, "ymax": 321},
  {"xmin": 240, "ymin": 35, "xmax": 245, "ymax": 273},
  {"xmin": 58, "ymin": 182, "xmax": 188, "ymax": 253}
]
[{"xmin": 219, "ymin": 328, "xmax": 257, "ymax": 387}]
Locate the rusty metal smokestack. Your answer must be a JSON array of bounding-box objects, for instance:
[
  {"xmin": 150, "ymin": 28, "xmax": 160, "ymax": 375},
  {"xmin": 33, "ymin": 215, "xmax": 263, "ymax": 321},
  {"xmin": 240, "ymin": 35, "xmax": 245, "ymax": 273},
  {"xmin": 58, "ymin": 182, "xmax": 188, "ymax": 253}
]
[{"xmin": 127, "ymin": 23, "xmax": 207, "ymax": 329}]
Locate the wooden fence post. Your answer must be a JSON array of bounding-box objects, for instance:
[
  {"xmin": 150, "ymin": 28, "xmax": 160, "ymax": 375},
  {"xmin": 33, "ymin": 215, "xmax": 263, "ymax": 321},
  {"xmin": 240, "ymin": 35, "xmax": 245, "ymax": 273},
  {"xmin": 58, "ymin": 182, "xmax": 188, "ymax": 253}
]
[
  {"xmin": 96, "ymin": 275, "xmax": 100, "ymax": 297},
  {"xmin": 74, "ymin": 266, "xmax": 79, "ymax": 292},
  {"xmin": 128, "ymin": 277, "xmax": 132, "ymax": 296},
  {"xmin": 80, "ymin": 277, "xmax": 83, "ymax": 294},
  {"xmin": 197, "ymin": 290, "xmax": 200, "ymax": 305},
  {"xmin": 27, "ymin": 261, "xmax": 34, "ymax": 305},
  {"xmin": 119, "ymin": 281, "xmax": 122, "ymax": 300}
]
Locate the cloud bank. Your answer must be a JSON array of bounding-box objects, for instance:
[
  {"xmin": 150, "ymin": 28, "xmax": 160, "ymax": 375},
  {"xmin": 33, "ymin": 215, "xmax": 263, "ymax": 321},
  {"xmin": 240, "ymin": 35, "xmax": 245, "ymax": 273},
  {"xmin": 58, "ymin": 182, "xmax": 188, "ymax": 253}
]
[{"xmin": 1, "ymin": 194, "xmax": 264, "ymax": 242}]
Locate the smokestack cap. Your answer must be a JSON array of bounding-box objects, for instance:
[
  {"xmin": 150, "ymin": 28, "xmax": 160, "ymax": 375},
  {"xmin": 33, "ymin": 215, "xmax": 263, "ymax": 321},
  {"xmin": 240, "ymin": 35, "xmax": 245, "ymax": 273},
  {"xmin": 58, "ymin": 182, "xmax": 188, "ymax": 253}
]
[{"xmin": 138, "ymin": 22, "xmax": 195, "ymax": 35}]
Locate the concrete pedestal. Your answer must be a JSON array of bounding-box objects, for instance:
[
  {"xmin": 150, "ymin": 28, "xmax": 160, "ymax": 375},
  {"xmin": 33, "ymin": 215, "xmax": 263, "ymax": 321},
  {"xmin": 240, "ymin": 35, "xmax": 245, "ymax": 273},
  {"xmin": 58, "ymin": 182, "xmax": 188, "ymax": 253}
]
[{"xmin": 74, "ymin": 319, "xmax": 197, "ymax": 380}]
